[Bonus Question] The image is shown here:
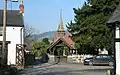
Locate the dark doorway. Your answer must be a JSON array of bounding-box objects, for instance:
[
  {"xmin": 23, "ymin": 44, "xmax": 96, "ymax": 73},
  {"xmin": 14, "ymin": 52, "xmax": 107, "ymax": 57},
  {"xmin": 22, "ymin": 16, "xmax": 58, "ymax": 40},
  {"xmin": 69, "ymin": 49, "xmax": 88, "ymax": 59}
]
[
  {"xmin": 54, "ymin": 46, "xmax": 67, "ymax": 63},
  {"xmin": 0, "ymin": 41, "xmax": 10, "ymax": 66}
]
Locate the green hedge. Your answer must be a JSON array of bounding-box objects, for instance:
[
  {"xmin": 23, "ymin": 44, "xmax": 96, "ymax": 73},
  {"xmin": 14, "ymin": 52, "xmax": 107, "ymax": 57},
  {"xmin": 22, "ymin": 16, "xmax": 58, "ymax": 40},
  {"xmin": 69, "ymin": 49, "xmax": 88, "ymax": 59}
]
[{"xmin": 25, "ymin": 53, "xmax": 35, "ymax": 66}]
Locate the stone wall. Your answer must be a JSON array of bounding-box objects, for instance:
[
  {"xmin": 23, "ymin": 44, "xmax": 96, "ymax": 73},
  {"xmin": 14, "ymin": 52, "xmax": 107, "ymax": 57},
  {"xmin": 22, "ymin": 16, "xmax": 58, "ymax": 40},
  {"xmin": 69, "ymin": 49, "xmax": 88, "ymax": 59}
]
[
  {"xmin": 48, "ymin": 54, "xmax": 55, "ymax": 63},
  {"xmin": 48, "ymin": 54, "xmax": 93, "ymax": 64},
  {"xmin": 67, "ymin": 54, "xmax": 93, "ymax": 63}
]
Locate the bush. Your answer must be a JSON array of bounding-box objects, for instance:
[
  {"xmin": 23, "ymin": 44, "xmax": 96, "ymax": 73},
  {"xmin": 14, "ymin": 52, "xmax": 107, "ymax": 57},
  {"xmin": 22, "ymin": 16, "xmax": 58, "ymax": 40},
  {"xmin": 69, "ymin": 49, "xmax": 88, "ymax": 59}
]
[
  {"xmin": 25, "ymin": 53, "xmax": 35, "ymax": 66},
  {"xmin": 0, "ymin": 65, "xmax": 18, "ymax": 75},
  {"xmin": 41, "ymin": 53, "xmax": 49, "ymax": 63}
]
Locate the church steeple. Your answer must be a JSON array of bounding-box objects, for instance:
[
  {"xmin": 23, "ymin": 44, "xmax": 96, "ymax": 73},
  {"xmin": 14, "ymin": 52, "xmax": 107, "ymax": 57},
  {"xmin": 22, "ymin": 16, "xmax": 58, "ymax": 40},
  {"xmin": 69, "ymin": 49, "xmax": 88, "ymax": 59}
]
[{"xmin": 57, "ymin": 10, "xmax": 64, "ymax": 32}]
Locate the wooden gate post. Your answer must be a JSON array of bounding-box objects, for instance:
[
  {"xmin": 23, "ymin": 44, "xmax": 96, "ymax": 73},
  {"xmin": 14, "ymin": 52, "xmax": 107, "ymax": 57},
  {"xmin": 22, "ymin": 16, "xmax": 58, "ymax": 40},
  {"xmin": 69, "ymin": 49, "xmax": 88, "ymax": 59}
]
[{"xmin": 16, "ymin": 44, "xmax": 25, "ymax": 68}]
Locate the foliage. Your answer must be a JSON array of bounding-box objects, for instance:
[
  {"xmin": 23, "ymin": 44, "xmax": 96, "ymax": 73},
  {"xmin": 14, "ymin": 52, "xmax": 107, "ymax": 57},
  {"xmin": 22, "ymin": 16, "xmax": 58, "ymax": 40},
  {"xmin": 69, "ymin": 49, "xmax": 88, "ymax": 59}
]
[
  {"xmin": 67, "ymin": 0, "xmax": 120, "ymax": 54},
  {"xmin": 25, "ymin": 53, "xmax": 35, "ymax": 66},
  {"xmin": 32, "ymin": 38, "xmax": 50, "ymax": 57},
  {"xmin": 0, "ymin": 65, "xmax": 18, "ymax": 75},
  {"xmin": 42, "ymin": 38, "xmax": 50, "ymax": 44},
  {"xmin": 64, "ymin": 47, "xmax": 69, "ymax": 55},
  {"xmin": 24, "ymin": 24, "xmax": 36, "ymax": 50},
  {"xmin": 24, "ymin": 24, "xmax": 35, "ymax": 40}
]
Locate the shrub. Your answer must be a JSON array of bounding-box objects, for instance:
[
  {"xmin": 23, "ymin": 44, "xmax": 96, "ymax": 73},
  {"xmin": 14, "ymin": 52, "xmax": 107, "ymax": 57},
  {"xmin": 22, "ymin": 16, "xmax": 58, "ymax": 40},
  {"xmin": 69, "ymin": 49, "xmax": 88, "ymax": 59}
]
[{"xmin": 0, "ymin": 65, "xmax": 18, "ymax": 75}]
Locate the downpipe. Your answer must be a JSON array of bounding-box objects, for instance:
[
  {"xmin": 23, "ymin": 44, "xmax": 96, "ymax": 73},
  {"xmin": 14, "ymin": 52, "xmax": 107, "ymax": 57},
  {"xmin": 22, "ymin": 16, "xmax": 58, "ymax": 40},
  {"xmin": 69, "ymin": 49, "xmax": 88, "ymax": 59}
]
[{"xmin": 20, "ymin": 27, "xmax": 24, "ymax": 45}]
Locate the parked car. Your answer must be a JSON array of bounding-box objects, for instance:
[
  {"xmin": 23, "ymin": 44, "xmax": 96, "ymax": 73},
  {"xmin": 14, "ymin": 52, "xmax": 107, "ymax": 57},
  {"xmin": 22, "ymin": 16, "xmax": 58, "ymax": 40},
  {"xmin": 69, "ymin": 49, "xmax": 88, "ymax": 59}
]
[{"xmin": 84, "ymin": 54, "xmax": 114, "ymax": 66}]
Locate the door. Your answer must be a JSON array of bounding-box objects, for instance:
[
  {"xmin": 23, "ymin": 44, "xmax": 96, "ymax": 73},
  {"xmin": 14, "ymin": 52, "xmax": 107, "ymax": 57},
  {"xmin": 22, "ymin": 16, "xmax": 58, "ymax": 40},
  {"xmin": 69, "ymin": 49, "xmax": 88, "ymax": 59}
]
[
  {"xmin": 101, "ymin": 55, "xmax": 112, "ymax": 65},
  {"xmin": 0, "ymin": 43, "xmax": 8, "ymax": 65},
  {"xmin": 93, "ymin": 55, "xmax": 103, "ymax": 65}
]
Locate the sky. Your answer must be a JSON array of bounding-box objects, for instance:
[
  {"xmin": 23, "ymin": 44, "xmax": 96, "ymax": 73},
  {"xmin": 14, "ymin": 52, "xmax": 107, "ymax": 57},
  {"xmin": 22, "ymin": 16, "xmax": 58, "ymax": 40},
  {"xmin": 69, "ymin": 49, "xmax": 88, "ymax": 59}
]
[{"xmin": 0, "ymin": 0, "xmax": 86, "ymax": 34}]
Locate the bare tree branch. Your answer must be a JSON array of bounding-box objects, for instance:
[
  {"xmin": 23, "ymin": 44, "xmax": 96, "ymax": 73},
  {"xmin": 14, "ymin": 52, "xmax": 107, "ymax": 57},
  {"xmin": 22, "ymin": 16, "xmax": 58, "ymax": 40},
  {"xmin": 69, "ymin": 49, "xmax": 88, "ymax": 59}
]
[{"xmin": 24, "ymin": 24, "xmax": 35, "ymax": 40}]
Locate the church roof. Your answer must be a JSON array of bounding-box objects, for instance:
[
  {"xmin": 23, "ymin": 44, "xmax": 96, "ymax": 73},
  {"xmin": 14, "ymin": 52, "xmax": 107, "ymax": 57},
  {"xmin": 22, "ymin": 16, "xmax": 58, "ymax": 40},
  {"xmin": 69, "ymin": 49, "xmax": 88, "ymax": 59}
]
[
  {"xmin": 48, "ymin": 37, "xmax": 74, "ymax": 50},
  {"xmin": 48, "ymin": 11, "xmax": 75, "ymax": 50},
  {"xmin": 0, "ymin": 10, "xmax": 24, "ymax": 27},
  {"xmin": 54, "ymin": 32, "xmax": 75, "ymax": 46},
  {"xmin": 107, "ymin": 4, "xmax": 120, "ymax": 24}
]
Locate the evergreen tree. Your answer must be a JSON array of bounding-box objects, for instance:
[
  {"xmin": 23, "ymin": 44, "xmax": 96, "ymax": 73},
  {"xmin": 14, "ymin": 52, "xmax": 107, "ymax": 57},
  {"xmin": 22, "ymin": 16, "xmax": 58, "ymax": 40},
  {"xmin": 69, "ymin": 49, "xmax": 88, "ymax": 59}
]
[{"xmin": 67, "ymin": 0, "xmax": 120, "ymax": 54}]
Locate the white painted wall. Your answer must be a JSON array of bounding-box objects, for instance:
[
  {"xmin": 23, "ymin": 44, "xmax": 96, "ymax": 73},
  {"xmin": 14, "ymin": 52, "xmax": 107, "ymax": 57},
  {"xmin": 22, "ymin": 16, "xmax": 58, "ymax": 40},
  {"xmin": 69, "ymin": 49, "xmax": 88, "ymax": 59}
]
[
  {"xmin": 0, "ymin": 27, "xmax": 24, "ymax": 65},
  {"xmin": 115, "ymin": 27, "xmax": 120, "ymax": 75}
]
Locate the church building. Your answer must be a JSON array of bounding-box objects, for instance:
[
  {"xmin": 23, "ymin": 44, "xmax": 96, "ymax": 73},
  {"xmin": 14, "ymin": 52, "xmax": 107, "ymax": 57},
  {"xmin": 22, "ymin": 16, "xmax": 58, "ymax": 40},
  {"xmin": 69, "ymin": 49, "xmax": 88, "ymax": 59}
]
[{"xmin": 47, "ymin": 12, "xmax": 76, "ymax": 63}]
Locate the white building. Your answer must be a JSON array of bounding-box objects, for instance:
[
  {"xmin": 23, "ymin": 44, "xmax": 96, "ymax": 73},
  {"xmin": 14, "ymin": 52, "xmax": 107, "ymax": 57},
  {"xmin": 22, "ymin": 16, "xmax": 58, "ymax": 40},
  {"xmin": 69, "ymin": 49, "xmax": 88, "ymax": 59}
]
[
  {"xmin": 0, "ymin": 10, "xmax": 24, "ymax": 65},
  {"xmin": 107, "ymin": 4, "xmax": 120, "ymax": 75}
]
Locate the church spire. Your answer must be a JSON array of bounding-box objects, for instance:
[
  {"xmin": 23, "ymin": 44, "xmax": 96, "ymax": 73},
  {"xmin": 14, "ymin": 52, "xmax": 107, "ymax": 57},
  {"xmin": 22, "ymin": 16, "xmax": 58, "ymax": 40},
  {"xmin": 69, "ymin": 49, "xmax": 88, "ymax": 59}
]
[{"xmin": 58, "ymin": 9, "xmax": 64, "ymax": 32}]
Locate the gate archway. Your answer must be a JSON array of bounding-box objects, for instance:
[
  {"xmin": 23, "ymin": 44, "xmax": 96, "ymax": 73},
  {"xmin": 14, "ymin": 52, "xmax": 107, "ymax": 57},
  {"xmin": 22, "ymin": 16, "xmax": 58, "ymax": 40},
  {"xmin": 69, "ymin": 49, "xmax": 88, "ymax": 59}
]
[{"xmin": 54, "ymin": 46, "xmax": 68, "ymax": 63}]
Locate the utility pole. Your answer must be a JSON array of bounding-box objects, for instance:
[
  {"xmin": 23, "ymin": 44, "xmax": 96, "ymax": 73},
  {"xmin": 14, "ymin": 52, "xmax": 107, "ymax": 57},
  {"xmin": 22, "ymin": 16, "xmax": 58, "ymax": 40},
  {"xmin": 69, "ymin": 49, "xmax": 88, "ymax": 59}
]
[
  {"xmin": 2, "ymin": 0, "xmax": 7, "ymax": 65},
  {"xmin": 2, "ymin": 0, "xmax": 19, "ymax": 65}
]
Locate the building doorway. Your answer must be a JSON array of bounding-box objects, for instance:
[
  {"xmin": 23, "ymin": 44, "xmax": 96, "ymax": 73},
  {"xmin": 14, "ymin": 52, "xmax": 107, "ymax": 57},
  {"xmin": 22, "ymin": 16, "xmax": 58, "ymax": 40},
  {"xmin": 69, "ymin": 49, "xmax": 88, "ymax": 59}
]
[
  {"xmin": 54, "ymin": 46, "xmax": 67, "ymax": 63},
  {"xmin": 0, "ymin": 41, "xmax": 10, "ymax": 66}
]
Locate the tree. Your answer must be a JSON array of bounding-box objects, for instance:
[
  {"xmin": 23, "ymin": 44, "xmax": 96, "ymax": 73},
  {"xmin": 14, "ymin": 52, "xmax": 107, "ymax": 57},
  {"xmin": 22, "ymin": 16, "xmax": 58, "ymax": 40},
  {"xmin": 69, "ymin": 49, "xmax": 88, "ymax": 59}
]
[
  {"xmin": 32, "ymin": 38, "xmax": 50, "ymax": 57},
  {"xmin": 24, "ymin": 24, "xmax": 35, "ymax": 40},
  {"xmin": 24, "ymin": 24, "xmax": 36, "ymax": 50},
  {"xmin": 32, "ymin": 41, "xmax": 47, "ymax": 57},
  {"xmin": 42, "ymin": 38, "xmax": 50, "ymax": 45},
  {"xmin": 67, "ymin": 0, "xmax": 120, "ymax": 54}
]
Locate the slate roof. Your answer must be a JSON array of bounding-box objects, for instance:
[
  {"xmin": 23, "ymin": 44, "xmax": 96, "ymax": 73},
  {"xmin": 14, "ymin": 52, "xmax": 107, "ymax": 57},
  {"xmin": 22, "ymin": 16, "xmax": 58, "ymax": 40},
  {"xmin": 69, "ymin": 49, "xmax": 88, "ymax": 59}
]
[
  {"xmin": 47, "ymin": 32, "xmax": 75, "ymax": 50},
  {"xmin": 0, "ymin": 10, "xmax": 24, "ymax": 27},
  {"xmin": 53, "ymin": 32, "xmax": 75, "ymax": 47},
  {"xmin": 48, "ymin": 38, "xmax": 74, "ymax": 50},
  {"xmin": 107, "ymin": 4, "xmax": 120, "ymax": 24}
]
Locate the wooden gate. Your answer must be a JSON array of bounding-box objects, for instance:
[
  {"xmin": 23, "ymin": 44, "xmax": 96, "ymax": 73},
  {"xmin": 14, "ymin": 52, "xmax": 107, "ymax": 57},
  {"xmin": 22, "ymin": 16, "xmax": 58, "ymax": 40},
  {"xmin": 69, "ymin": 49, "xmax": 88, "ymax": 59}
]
[{"xmin": 16, "ymin": 44, "xmax": 25, "ymax": 68}]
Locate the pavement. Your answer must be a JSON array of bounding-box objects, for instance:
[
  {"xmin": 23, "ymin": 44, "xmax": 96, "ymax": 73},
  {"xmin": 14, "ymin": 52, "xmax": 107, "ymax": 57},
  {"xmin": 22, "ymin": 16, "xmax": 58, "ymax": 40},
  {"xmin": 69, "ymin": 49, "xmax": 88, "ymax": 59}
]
[{"xmin": 19, "ymin": 62, "xmax": 112, "ymax": 75}]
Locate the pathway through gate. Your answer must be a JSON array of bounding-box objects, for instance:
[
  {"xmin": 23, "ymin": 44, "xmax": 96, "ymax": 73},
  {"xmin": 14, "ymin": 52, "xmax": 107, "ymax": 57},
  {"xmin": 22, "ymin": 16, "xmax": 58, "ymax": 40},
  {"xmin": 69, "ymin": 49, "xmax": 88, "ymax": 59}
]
[{"xmin": 54, "ymin": 46, "xmax": 67, "ymax": 63}]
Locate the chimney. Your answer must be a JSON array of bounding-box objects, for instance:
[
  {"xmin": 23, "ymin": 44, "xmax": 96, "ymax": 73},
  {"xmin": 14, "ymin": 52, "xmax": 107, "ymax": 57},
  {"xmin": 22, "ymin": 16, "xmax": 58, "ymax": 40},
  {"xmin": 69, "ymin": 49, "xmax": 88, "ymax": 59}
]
[{"xmin": 19, "ymin": 0, "xmax": 24, "ymax": 14}]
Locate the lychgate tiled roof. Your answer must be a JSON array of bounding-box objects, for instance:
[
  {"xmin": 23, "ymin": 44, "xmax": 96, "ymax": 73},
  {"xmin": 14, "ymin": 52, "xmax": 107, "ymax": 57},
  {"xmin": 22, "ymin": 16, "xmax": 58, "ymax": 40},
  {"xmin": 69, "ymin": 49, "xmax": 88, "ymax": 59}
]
[
  {"xmin": 48, "ymin": 37, "xmax": 74, "ymax": 50},
  {"xmin": 54, "ymin": 32, "xmax": 75, "ymax": 46},
  {"xmin": 48, "ymin": 11, "xmax": 75, "ymax": 50},
  {"xmin": 0, "ymin": 10, "xmax": 24, "ymax": 27}
]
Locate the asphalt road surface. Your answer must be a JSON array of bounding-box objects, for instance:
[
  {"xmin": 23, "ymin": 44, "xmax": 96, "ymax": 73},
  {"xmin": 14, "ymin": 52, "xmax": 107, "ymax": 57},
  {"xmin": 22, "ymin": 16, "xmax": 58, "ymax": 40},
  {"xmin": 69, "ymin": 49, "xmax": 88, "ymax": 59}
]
[{"xmin": 20, "ymin": 63, "xmax": 112, "ymax": 75}]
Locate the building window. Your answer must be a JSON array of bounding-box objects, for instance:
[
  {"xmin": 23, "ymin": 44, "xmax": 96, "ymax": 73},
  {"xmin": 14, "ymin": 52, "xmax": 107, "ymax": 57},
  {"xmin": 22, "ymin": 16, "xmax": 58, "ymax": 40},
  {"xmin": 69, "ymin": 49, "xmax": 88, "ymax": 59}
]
[{"xmin": 0, "ymin": 27, "xmax": 2, "ymax": 36}]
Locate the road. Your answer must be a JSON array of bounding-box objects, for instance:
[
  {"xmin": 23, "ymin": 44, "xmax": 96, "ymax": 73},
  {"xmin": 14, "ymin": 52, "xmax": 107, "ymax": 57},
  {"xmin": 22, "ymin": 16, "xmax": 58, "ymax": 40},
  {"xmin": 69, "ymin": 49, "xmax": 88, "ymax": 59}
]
[{"xmin": 19, "ymin": 63, "xmax": 112, "ymax": 75}]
